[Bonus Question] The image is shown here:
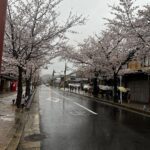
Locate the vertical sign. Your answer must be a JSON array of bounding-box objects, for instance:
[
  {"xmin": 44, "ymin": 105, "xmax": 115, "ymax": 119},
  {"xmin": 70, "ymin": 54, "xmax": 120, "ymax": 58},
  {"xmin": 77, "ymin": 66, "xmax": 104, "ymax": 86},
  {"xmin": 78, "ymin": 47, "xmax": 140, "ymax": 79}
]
[{"xmin": 0, "ymin": 0, "xmax": 8, "ymax": 72}]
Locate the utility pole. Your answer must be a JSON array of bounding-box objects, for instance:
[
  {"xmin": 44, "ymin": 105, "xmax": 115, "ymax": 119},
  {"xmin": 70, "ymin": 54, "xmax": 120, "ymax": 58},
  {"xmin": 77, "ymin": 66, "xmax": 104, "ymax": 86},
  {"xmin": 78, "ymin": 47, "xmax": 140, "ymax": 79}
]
[
  {"xmin": 0, "ymin": 0, "xmax": 8, "ymax": 72},
  {"xmin": 52, "ymin": 69, "xmax": 55, "ymax": 86},
  {"xmin": 64, "ymin": 62, "xmax": 67, "ymax": 90},
  {"xmin": 119, "ymin": 75, "xmax": 122, "ymax": 104}
]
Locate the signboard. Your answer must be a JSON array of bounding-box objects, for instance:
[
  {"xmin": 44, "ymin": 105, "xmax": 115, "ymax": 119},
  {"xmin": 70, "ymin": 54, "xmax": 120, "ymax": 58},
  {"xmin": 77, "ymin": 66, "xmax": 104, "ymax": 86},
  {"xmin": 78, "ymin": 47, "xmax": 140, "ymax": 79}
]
[{"xmin": 128, "ymin": 61, "xmax": 141, "ymax": 70}]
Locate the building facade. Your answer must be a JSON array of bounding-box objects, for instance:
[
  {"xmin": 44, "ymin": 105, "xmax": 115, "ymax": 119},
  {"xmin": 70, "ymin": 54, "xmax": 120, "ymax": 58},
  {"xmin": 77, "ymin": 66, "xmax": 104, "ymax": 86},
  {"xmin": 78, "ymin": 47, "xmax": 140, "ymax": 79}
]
[
  {"xmin": 122, "ymin": 56, "xmax": 150, "ymax": 104},
  {"xmin": 0, "ymin": 74, "xmax": 17, "ymax": 93}
]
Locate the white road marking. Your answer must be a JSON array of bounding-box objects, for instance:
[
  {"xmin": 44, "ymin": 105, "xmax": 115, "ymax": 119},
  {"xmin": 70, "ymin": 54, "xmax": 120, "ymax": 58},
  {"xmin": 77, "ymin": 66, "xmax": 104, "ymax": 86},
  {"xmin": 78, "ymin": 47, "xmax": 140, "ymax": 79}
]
[
  {"xmin": 51, "ymin": 90, "xmax": 98, "ymax": 115},
  {"xmin": 73, "ymin": 102, "xmax": 98, "ymax": 115},
  {"xmin": 46, "ymin": 98, "xmax": 60, "ymax": 103}
]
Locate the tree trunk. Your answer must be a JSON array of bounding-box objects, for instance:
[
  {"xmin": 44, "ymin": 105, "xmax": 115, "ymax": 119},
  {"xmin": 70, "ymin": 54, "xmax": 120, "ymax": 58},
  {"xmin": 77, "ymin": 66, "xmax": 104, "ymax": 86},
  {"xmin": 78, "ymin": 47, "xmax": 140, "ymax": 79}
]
[
  {"xmin": 113, "ymin": 72, "xmax": 118, "ymax": 103},
  {"xmin": 16, "ymin": 66, "xmax": 23, "ymax": 108},
  {"xmin": 25, "ymin": 77, "xmax": 31, "ymax": 97},
  {"xmin": 92, "ymin": 72, "xmax": 99, "ymax": 97}
]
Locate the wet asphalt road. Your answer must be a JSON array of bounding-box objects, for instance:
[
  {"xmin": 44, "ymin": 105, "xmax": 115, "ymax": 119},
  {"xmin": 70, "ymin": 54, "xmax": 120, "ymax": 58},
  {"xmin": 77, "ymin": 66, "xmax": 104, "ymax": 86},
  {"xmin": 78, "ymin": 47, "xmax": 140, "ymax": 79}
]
[{"xmin": 39, "ymin": 85, "xmax": 150, "ymax": 150}]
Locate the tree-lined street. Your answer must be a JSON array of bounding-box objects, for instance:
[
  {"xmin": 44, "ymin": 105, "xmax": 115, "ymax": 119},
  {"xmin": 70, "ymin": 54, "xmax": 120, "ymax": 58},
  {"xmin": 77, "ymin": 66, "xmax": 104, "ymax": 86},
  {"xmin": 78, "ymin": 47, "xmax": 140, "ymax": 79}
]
[
  {"xmin": 40, "ymin": 85, "xmax": 150, "ymax": 150},
  {"xmin": 0, "ymin": 0, "xmax": 150, "ymax": 149}
]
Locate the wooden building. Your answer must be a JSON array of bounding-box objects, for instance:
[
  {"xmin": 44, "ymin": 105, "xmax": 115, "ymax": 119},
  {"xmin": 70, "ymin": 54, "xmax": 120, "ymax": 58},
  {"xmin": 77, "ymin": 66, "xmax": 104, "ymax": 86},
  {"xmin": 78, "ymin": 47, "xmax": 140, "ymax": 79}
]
[
  {"xmin": 123, "ymin": 72, "xmax": 150, "ymax": 104},
  {"xmin": 0, "ymin": 74, "xmax": 17, "ymax": 92}
]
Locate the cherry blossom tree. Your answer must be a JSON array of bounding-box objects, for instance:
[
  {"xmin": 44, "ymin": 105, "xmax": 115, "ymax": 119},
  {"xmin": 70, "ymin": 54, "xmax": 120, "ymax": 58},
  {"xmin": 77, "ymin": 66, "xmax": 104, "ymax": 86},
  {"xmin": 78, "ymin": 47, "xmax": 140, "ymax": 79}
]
[
  {"xmin": 4, "ymin": 0, "xmax": 85, "ymax": 107},
  {"xmin": 135, "ymin": 5, "xmax": 150, "ymax": 59},
  {"xmin": 107, "ymin": 0, "xmax": 150, "ymax": 61},
  {"xmin": 97, "ymin": 27, "xmax": 138, "ymax": 102},
  {"xmin": 62, "ymin": 26, "xmax": 140, "ymax": 101},
  {"xmin": 24, "ymin": 57, "xmax": 48, "ymax": 96},
  {"xmin": 62, "ymin": 37, "xmax": 105, "ymax": 97},
  {"xmin": 104, "ymin": 0, "xmax": 150, "ymax": 101}
]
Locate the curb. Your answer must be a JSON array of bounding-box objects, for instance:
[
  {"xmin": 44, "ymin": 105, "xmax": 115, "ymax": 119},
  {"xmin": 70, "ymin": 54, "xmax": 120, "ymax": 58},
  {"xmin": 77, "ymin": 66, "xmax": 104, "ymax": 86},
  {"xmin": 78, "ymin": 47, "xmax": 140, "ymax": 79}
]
[
  {"xmin": 61, "ymin": 89, "xmax": 150, "ymax": 117},
  {"xmin": 5, "ymin": 90, "xmax": 37, "ymax": 150},
  {"xmin": 5, "ymin": 112, "xmax": 28, "ymax": 150},
  {"xmin": 17, "ymin": 88, "xmax": 41, "ymax": 150},
  {"xmin": 26, "ymin": 90, "xmax": 37, "ymax": 110}
]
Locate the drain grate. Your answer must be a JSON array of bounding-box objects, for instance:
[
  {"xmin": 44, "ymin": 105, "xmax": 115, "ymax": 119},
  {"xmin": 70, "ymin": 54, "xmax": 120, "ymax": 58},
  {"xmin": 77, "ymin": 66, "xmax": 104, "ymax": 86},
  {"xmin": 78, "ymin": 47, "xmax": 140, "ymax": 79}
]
[{"xmin": 24, "ymin": 134, "xmax": 46, "ymax": 141}]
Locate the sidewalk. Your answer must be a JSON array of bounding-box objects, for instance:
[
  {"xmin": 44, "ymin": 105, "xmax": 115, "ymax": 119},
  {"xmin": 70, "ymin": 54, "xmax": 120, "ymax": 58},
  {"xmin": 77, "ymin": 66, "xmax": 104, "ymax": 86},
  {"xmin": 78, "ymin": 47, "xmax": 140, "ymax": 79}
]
[
  {"xmin": 0, "ymin": 92, "xmax": 19, "ymax": 150},
  {"xmin": 0, "ymin": 90, "xmax": 39, "ymax": 150},
  {"xmin": 62, "ymin": 88, "xmax": 150, "ymax": 117},
  {"xmin": 0, "ymin": 91, "xmax": 16, "ymax": 98},
  {"xmin": 17, "ymin": 89, "xmax": 41, "ymax": 150}
]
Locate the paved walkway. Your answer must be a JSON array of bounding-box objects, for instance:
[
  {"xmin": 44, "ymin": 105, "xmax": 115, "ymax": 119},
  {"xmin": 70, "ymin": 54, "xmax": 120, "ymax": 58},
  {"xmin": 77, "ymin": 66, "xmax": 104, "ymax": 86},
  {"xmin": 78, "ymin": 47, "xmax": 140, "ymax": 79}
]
[
  {"xmin": 0, "ymin": 89, "xmax": 40, "ymax": 150},
  {"xmin": 0, "ymin": 91, "xmax": 16, "ymax": 98},
  {"xmin": 18, "ymin": 89, "xmax": 40, "ymax": 150},
  {"xmin": 0, "ymin": 92, "xmax": 18, "ymax": 150}
]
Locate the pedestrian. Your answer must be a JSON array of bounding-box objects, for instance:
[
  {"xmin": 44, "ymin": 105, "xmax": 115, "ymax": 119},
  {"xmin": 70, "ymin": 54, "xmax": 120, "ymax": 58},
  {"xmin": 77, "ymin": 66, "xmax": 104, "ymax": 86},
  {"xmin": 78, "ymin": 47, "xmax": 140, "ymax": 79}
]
[
  {"xmin": 127, "ymin": 91, "xmax": 131, "ymax": 104},
  {"xmin": 12, "ymin": 99, "xmax": 15, "ymax": 105}
]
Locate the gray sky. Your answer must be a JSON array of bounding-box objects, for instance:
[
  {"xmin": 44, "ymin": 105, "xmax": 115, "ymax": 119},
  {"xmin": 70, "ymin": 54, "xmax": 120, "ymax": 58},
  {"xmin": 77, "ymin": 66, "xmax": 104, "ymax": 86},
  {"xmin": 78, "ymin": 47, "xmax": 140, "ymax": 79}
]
[{"xmin": 41, "ymin": 0, "xmax": 150, "ymax": 76}]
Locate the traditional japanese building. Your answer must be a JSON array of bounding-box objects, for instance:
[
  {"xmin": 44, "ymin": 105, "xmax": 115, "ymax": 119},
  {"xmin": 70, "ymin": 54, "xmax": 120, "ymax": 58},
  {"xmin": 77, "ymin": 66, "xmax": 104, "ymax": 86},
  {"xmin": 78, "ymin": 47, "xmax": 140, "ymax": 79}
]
[
  {"xmin": 121, "ymin": 57, "xmax": 150, "ymax": 104},
  {"xmin": 0, "ymin": 73, "xmax": 17, "ymax": 93}
]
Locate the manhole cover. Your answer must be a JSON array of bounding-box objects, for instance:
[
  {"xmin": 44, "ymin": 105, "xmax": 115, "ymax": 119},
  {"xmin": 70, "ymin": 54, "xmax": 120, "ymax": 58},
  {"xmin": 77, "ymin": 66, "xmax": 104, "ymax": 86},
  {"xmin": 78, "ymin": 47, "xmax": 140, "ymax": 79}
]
[{"xmin": 24, "ymin": 134, "xmax": 46, "ymax": 141}]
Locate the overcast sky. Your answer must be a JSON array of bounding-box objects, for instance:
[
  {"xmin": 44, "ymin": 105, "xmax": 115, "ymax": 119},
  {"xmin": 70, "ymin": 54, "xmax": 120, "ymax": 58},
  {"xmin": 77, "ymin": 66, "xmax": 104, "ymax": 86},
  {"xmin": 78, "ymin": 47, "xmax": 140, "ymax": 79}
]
[{"xmin": 41, "ymin": 0, "xmax": 150, "ymax": 76}]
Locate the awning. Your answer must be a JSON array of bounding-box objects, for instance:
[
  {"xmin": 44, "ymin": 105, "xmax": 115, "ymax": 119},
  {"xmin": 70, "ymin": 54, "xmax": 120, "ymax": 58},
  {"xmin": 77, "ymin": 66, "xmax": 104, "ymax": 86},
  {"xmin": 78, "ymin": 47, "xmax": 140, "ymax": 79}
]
[
  {"xmin": 69, "ymin": 83, "xmax": 80, "ymax": 87},
  {"xmin": 83, "ymin": 84, "xmax": 91, "ymax": 90},
  {"xmin": 118, "ymin": 86, "xmax": 128, "ymax": 93},
  {"xmin": 0, "ymin": 74, "xmax": 17, "ymax": 81},
  {"xmin": 99, "ymin": 85, "xmax": 113, "ymax": 91}
]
